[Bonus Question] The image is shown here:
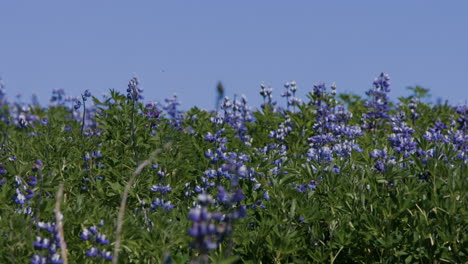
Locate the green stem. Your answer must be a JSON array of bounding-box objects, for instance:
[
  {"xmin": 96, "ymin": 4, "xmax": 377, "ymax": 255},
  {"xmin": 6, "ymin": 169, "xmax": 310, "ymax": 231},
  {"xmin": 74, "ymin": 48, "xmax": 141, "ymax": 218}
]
[
  {"xmin": 131, "ymin": 100, "xmax": 138, "ymax": 165},
  {"xmin": 80, "ymin": 99, "xmax": 86, "ymax": 136}
]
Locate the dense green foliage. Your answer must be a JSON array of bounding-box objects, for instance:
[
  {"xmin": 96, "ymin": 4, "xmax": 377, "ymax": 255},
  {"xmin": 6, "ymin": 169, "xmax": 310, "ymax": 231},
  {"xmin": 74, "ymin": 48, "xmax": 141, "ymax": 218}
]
[{"xmin": 0, "ymin": 77, "xmax": 466, "ymax": 263}]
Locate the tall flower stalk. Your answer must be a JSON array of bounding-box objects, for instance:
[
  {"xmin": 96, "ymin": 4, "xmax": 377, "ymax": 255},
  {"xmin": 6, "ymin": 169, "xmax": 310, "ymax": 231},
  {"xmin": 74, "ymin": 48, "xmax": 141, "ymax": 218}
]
[
  {"xmin": 82, "ymin": 90, "xmax": 90, "ymax": 134},
  {"xmin": 363, "ymin": 73, "xmax": 391, "ymax": 132},
  {"xmin": 126, "ymin": 77, "xmax": 143, "ymax": 164}
]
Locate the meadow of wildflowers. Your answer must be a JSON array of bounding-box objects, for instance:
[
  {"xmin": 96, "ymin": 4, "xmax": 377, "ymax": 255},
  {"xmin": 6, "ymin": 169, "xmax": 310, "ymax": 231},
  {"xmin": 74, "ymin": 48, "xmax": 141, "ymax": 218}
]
[{"xmin": 0, "ymin": 73, "xmax": 466, "ymax": 263}]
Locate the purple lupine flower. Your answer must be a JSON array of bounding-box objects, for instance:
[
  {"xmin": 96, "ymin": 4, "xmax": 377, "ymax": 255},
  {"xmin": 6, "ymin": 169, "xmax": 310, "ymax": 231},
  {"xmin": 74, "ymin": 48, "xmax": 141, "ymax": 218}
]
[
  {"xmin": 101, "ymin": 250, "xmax": 113, "ymax": 261},
  {"xmin": 28, "ymin": 176, "xmax": 37, "ymax": 186},
  {"xmin": 89, "ymin": 225, "xmax": 98, "ymax": 234},
  {"xmin": 150, "ymin": 184, "xmax": 172, "ymax": 194},
  {"xmin": 370, "ymin": 149, "xmax": 387, "ymax": 159},
  {"xmin": 145, "ymin": 102, "xmax": 161, "ymax": 119},
  {"xmin": 188, "ymin": 194, "xmax": 222, "ymax": 252},
  {"xmin": 162, "ymin": 200, "xmax": 174, "ymax": 211},
  {"xmin": 453, "ymin": 105, "xmax": 467, "ymax": 131},
  {"xmin": 306, "ymin": 83, "xmax": 363, "ymax": 165},
  {"xmin": 126, "ymin": 77, "xmax": 143, "ymax": 102},
  {"xmin": 49, "ymin": 254, "xmax": 63, "ymax": 264},
  {"xmin": 31, "ymin": 254, "xmax": 47, "ymax": 264},
  {"xmin": 387, "ymin": 115, "xmax": 417, "ymax": 158},
  {"xmin": 282, "ymin": 82, "xmax": 291, "ymax": 99},
  {"xmin": 409, "ymin": 97, "xmax": 420, "ymax": 123},
  {"xmin": 163, "ymin": 95, "xmax": 183, "ymax": 129},
  {"xmin": 270, "ymin": 115, "xmax": 293, "ymax": 141},
  {"xmin": 424, "ymin": 120, "xmax": 450, "ymax": 143},
  {"xmin": 332, "ymin": 165, "xmax": 340, "ymax": 174},
  {"xmin": 369, "ymin": 149, "xmax": 389, "ymax": 173},
  {"xmin": 83, "ymin": 89, "xmax": 91, "ymax": 100},
  {"xmin": 34, "ymin": 237, "xmax": 46, "ymax": 250},
  {"xmin": 14, "ymin": 188, "xmax": 26, "ymax": 204},
  {"xmin": 231, "ymin": 189, "xmax": 245, "ymax": 203},
  {"xmin": 363, "ymin": 73, "xmax": 391, "ymax": 129},
  {"xmin": 374, "ymin": 160, "xmax": 386, "ymax": 173},
  {"xmin": 86, "ymin": 247, "xmax": 99, "ymax": 257},
  {"xmin": 292, "ymin": 179, "xmax": 318, "ymax": 193},
  {"xmin": 80, "ymin": 220, "xmax": 113, "ymax": 260},
  {"xmin": 73, "ymin": 99, "xmax": 82, "ymax": 110},
  {"xmin": 32, "ymin": 221, "xmax": 64, "ymax": 264},
  {"xmin": 25, "ymin": 188, "xmax": 35, "ymax": 199},
  {"xmin": 95, "ymin": 233, "xmax": 110, "ymax": 245},
  {"xmin": 259, "ymin": 82, "xmax": 277, "ymax": 111},
  {"xmin": 49, "ymin": 89, "xmax": 66, "ymax": 106}
]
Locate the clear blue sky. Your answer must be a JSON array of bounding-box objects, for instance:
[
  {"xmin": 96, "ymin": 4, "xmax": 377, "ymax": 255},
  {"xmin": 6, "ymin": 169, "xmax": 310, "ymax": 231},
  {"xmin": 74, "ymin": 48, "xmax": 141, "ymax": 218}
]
[{"xmin": 1, "ymin": 0, "xmax": 467, "ymax": 110}]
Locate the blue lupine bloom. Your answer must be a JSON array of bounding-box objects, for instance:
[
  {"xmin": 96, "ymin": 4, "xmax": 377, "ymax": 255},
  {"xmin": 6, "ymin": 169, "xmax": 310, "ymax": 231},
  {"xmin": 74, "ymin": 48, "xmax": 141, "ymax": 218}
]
[
  {"xmin": 25, "ymin": 188, "xmax": 35, "ymax": 199},
  {"xmin": 259, "ymin": 82, "xmax": 277, "ymax": 110},
  {"xmin": 31, "ymin": 221, "xmax": 63, "ymax": 264},
  {"xmin": 127, "ymin": 77, "xmax": 143, "ymax": 101},
  {"xmin": 150, "ymin": 184, "xmax": 172, "ymax": 194},
  {"xmin": 292, "ymin": 180, "xmax": 318, "ymax": 193},
  {"xmin": 91, "ymin": 150, "xmax": 103, "ymax": 158},
  {"xmin": 49, "ymin": 88, "xmax": 66, "ymax": 106},
  {"xmin": 194, "ymin": 185, "xmax": 203, "ymax": 193},
  {"xmin": 34, "ymin": 237, "xmax": 49, "ymax": 250},
  {"xmin": 370, "ymin": 149, "xmax": 387, "ymax": 159},
  {"xmin": 101, "ymin": 250, "xmax": 113, "ymax": 260},
  {"xmin": 49, "ymin": 243, "xmax": 57, "ymax": 254},
  {"xmin": 80, "ymin": 221, "xmax": 113, "ymax": 261},
  {"xmin": 28, "ymin": 175, "xmax": 37, "ymax": 186},
  {"xmin": 374, "ymin": 160, "xmax": 386, "ymax": 173},
  {"xmin": 49, "ymin": 254, "xmax": 63, "ymax": 264},
  {"xmin": 332, "ymin": 165, "xmax": 340, "ymax": 174},
  {"xmin": 95, "ymin": 233, "xmax": 110, "ymax": 245},
  {"xmin": 162, "ymin": 201, "xmax": 174, "ymax": 211},
  {"xmin": 89, "ymin": 225, "xmax": 98, "ymax": 234},
  {"xmin": 305, "ymin": 82, "xmax": 364, "ymax": 165},
  {"xmin": 83, "ymin": 89, "xmax": 91, "ymax": 100},
  {"xmin": 188, "ymin": 194, "xmax": 224, "ymax": 252},
  {"xmin": 188, "ymin": 207, "xmax": 210, "ymax": 222},
  {"xmin": 73, "ymin": 99, "xmax": 81, "ymax": 110},
  {"xmin": 31, "ymin": 254, "xmax": 47, "ymax": 264},
  {"xmin": 270, "ymin": 115, "xmax": 293, "ymax": 140},
  {"xmin": 145, "ymin": 102, "xmax": 161, "ymax": 120},
  {"xmin": 86, "ymin": 247, "xmax": 99, "ymax": 257},
  {"xmin": 14, "ymin": 188, "xmax": 26, "ymax": 204},
  {"xmin": 151, "ymin": 198, "xmax": 174, "ymax": 211},
  {"xmin": 163, "ymin": 95, "xmax": 183, "ymax": 129},
  {"xmin": 232, "ymin": 189, "xmax": 245, "ymax": 203},
  {"xmin": 362, "ymin": 73, "xmax": 391, "ymax": 128},
  {"xmin": 424, "ymin": 120, "xmax": 451, "ymax": 143}
]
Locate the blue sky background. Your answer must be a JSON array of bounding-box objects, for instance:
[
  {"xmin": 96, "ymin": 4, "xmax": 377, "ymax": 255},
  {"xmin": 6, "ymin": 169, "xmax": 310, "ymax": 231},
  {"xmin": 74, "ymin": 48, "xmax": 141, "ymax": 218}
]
[{"xmin": 1, "ymin": 0, "xmax": 467, "ymax": 110}]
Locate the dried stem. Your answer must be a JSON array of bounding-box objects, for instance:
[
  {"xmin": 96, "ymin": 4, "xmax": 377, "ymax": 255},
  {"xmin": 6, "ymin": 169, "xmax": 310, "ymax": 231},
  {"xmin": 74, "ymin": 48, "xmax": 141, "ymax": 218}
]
[
  {"xmin": 113, "ymin": 143, "xmax": 171, "ymax": 264},
  {"xmin": 55, "ymin": 183, "xmax": 68, "ymax": 264}
]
